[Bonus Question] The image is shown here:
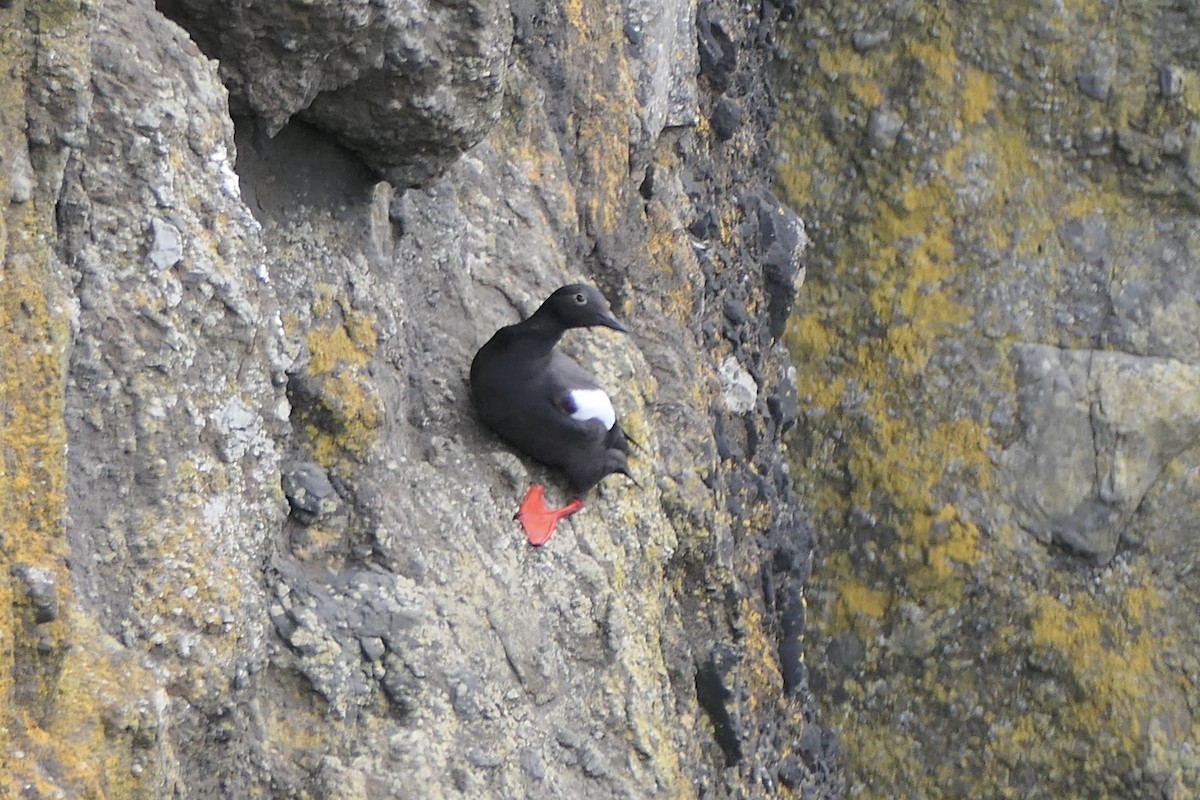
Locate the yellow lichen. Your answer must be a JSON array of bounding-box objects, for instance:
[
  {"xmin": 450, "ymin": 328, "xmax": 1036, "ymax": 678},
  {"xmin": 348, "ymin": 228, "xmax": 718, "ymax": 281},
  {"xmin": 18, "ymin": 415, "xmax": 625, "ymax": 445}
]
[
  {"xmin": 294, "ymin": 296, "xmax": 383, "ymax": 466},
  {"xmin": 829, "ymin": 558, "xmax": 891, "ymax": 631},
  {"xmin": 961, "ymin": 67, "xmax": 995, "ymax": 127},
  {"xmin": 1, "ymin": 65, "xmax": 165, "ymax": 800},
  {"xmin": 561, "ymin": 0, "xmax": 636, "ymax": 237},
  {"xmin": 1030, "ymin": 580, "xmax": 1166, "ymax": 726},
  {"xmin": 2, "ymin": 191, "xmax": 78, "ymax": 800},
  {"xmin": 306, "ymin": 304, "xmax": 376, "ymax": 376}
]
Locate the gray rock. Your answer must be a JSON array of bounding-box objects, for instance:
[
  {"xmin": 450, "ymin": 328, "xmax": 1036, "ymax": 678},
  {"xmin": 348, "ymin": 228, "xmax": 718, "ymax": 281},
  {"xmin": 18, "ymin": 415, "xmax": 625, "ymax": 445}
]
[
  {"xmin": 712, "ymin": 96, "xmax": 742, "ymax": 141},
  {"xmin": 697, "ymin": 8, "xmax": 736, "ymax": 89},
  {"xmin": 1077, "ymin": 39, "xmax": 1118, "ymax": 101},
  {"xmin": 281, "ymin": 461, "xmax": 340, "ymax": 521},
  {"xmin": 625, "ymin": 0, "xmax": 700, "ymax": 151},
  {"xmin": 866, "ymin": 104, "xmax": 905, "ymax": 151},
  {"xmin": 695, "ymin": 643, "xmax": 745, "ymax": 764},
  {"xmin": 1160, "ymin": 65, "xmax": 1186, "ymax": 98},
  {"xmin": 519, "ymin": 748, "xmax": 546, "ymax": 780},
  {"xmin": 358, "ymin": 636, "xmax": 386, "ymax": 662},
  {"xmin": 464, "ymin": 747, "xmax": 502, "ymax": 769},
  {"xmin": 485, "ymin": 604, "xmax": 561, "ymax": 705},
  {"xmin": 10, "ymin": 145, "xmax": 33, "ymax": 203},
  {"xmin": 380, "ymin": 654, "xmax": 421, "ymax": 716},
  {"xmin": 148, "ymin": 217, "xmax": 183, "ymax": 270},
  {"xmin": 40, "ymin": 3, "xmax": 286, "ymax": 795},
  {"xmin": 851, "ymin": 28, "xmax": 890, "ymax": 51},
  {"xmin": 580, "ymin": 745, "xmax": 613, "ymax": 778},
  {"xmin": 1003, "ymin": 344, "xmax": 1200, "ymax": 562},
  {"xmin": 1057, "ymin": 211, "xmax": 1111, "ymax": 265},
  {"xmin": 12, "ymin": 564, "xmax": 59, "ymax": 624},
  {"xmin": 159, "ymin": 0, "xmax": 512, "ymax": 187},
  {"xmin": 720, "ymin": 356, "xmax": 758, "ymax": 414},
  {"xmin": 750, "ymin": 1, "xmax": 1200, "ymax": 798},
  {"xmin": 752, "ymin": 190, "xmax": 809, "ymax": 337}
]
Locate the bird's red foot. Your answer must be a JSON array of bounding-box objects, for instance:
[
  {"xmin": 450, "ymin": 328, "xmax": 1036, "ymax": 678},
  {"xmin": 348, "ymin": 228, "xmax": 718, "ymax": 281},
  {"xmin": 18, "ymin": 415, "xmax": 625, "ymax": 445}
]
[{"xmin": 515, "ymin": 484, "xmax": 583, "ymax": 546}]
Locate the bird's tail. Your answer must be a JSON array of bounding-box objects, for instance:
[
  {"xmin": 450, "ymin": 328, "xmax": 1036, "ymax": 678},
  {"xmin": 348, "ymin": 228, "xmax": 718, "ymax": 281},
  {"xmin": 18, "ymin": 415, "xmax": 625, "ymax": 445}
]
[
  {"xmin": 609, "ymin": 420, "xmax": 643, "ymax": 455},
  {"xmin": 607, "ymin": 449, "xmax": 640, "ymax": 488}
]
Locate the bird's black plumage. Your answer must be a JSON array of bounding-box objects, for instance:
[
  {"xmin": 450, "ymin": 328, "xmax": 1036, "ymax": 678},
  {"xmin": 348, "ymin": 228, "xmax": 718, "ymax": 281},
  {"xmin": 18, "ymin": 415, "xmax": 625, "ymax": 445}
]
[{"xmin": 470, "ymin": 284, "xmax": 633, "ymax": 494}]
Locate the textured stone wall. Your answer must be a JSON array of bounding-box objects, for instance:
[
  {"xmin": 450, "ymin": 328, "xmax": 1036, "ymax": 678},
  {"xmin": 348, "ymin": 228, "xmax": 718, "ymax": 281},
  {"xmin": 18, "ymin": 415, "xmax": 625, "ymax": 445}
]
[
  {"xmin": 774, "ymin": 1, "xmax": 1200, "ymax": 797},
  {"xmin": 2, "ymin": 0, "xmax": 831, "ymax": 797}
]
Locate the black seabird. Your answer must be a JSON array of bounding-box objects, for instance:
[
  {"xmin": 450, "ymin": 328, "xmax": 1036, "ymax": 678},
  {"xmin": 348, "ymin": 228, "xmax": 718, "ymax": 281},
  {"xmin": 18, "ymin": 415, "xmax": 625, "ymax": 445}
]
[{"xmin": 470, "ymin": 284, "xmax": 635, "ymax": 544}]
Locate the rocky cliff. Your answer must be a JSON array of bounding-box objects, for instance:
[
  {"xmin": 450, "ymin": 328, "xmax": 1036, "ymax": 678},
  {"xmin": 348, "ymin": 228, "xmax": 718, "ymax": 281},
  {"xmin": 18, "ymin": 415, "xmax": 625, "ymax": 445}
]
[
  {"xmin": 774, "ymin": 2, "xmax": 1200, "ymax": 797},
  {"xmin": 2, "ymin": 0, "xmax": 832, "ymax": 798}
]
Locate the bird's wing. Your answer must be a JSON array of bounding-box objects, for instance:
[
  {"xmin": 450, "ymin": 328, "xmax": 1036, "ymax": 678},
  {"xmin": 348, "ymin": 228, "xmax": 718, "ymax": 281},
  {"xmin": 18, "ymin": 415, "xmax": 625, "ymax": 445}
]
[
  {"xmin": 544, "ymin": 351, "xmax": 617, "ymax": 432},
  {"xmin": 561, "ymin": 388, "xmax": 616, "ymax": 429}
]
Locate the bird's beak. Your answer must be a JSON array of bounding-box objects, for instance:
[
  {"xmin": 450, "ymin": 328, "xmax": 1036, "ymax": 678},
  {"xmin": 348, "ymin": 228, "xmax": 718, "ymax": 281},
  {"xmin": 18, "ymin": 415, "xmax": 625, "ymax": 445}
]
[{"xmin": 601, "ymin": 314, "xmax": 628, "ymax": 334}]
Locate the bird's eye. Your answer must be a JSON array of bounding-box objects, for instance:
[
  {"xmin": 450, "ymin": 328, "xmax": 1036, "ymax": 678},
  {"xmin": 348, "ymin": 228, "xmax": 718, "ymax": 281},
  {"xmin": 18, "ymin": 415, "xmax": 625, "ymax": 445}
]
[{"xmin": 574, "ymin": 293, "xmax": 587, "ymax": 304}]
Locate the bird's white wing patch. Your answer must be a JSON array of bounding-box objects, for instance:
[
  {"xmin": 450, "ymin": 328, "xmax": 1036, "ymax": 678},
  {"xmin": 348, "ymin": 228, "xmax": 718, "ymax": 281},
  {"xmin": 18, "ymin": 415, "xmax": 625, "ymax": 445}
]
[{"xmin": 567, "ymin": 388, "xmax": 615, "ymax": 430}]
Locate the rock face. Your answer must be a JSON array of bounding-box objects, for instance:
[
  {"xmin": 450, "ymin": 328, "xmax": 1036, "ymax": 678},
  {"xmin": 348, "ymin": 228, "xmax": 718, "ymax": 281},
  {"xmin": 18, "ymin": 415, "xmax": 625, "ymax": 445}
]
[
  {"xmin": 775, "ymin": 1, "xmax": 1200, "ymax": 797},
  {"xmin": 1004, "ymin": 345, "xmax": 1200, "ymax": 563},
  {"xmin": 2, "ymin": 0, "xmax": 830, "ymax": 798},
  {"xmin": 157, "ymin": 0, "xmax": 512, "ymax": 187}
]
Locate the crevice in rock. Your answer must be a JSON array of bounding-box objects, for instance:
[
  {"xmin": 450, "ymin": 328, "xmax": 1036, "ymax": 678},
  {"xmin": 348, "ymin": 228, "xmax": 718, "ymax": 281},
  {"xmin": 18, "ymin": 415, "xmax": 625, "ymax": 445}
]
[
  {"xmin": 694, "ymin": 644, "xmax": 745, "ymax": 766},
  {"xmin": 232, "ymin": 117, "xmax": 380, "ymax": 226},
  {"xmin": 153, "ymin": 0, "xmax": 216, "ymax": 58}
]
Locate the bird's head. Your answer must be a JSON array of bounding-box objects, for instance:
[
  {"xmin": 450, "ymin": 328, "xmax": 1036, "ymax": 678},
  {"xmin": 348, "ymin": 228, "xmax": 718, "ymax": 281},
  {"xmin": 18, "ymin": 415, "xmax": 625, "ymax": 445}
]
[{"xmin": 537, "ymin": 284, "xmax": 628, "ymax": 333}]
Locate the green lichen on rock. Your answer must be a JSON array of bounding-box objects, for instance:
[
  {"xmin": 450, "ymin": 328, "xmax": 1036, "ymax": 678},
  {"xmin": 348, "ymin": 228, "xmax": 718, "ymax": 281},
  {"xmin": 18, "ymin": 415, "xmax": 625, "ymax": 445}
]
[{"xmin": 774, "ymin": 1, "xmax": 1200, "ymax": 796}]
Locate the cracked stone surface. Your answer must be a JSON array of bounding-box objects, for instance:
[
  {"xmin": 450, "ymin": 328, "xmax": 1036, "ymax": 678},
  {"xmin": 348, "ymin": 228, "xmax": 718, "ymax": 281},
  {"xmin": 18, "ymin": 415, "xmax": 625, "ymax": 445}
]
[{"xmin": 1005, "ymin": 344, "xmax": 1200, "ymax": 563}]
